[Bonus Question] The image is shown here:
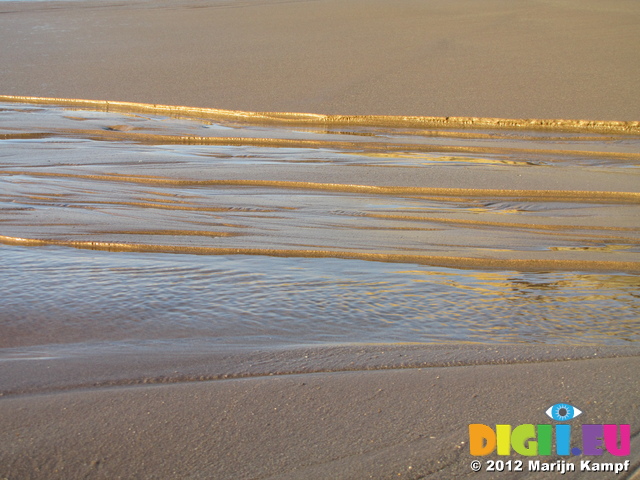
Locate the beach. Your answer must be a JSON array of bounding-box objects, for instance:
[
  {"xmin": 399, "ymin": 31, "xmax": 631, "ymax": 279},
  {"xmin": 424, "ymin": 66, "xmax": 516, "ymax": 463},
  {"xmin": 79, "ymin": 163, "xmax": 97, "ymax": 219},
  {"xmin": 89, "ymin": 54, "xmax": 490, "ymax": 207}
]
[
  {"xmin": 1, "ymin": 0, "xmax": 639, "ymax": 479},
  {"xmin": 2, "ymin": 352, "xmax": 640, "ymax": 479}
]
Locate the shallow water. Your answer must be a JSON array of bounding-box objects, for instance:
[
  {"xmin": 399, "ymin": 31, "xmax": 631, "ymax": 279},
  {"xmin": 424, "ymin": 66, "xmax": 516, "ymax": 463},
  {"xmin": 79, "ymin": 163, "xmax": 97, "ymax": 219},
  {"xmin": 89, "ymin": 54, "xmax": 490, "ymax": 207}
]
[
  {"xmin": 1, "ymin": 100, "xmax": 639, "ymax": 354},
  {"xmin": 2, "ymin": 245, "xmax": 640, "ymax": 350}
]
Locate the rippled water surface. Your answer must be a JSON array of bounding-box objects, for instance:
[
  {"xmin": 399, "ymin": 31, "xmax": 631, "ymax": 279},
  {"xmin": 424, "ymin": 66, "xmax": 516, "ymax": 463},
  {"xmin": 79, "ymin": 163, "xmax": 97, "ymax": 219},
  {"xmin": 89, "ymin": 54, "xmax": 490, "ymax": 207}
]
[
  {"xmin": 3, "ymin": 245, "xmax": 639, "ymax": 348},
  {"xmin": 1, "ymin": 100, "xmax": 639, "ymax": 351}
]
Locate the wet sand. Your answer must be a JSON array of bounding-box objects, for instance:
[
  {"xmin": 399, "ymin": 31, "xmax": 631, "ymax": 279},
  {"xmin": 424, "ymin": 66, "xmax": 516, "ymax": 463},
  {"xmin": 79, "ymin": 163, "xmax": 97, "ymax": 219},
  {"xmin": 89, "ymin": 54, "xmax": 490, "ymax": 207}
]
[
  {"xmin": 1, "ymin": 0, "xmax": 639, "ymax": 479},
  {"xmin": 2, "ymin": 352, "xmax": 640, "ymax": 479}
]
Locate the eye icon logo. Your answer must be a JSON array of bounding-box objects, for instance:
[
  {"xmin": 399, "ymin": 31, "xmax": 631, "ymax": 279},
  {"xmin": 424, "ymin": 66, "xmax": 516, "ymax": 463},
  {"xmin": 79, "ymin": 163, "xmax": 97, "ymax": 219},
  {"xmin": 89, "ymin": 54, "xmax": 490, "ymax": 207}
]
[{"xmin": 545, "ymin": 403, "xmax": 582, "ymax": 422}]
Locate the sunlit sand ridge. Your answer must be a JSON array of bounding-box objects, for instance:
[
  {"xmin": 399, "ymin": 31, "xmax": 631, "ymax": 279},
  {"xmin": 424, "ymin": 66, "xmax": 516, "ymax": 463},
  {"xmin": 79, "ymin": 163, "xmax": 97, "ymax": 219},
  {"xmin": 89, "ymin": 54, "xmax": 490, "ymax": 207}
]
[
  {"xmin": 2, "ymin": 95, "xmax": 639, "ymax": 133},
  {"xmin": 1, "ymin": 96, "xmax": 639, "ymax": 273}
]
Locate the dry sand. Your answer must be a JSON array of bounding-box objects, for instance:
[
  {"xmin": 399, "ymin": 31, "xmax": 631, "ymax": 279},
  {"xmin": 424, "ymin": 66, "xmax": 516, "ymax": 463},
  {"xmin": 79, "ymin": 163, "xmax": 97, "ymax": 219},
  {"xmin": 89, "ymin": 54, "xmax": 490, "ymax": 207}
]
[
  {"xmin": 1, "ymin": 0, "xmax": 639, "ymax": 120},
  {"xmin": 1, "ymin": 0, "xmax": 639, "ymax": 478}
]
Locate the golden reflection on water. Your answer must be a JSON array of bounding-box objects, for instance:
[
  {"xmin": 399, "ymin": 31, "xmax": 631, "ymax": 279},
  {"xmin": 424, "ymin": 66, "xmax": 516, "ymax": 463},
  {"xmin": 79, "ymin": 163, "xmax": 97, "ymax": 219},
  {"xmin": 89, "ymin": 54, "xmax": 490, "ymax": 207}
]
[
  {"xmin": 2, "ymin": 245, "xmax": 637, "ymax": 348},
  {"xmin": 1, "ymin": 99, "xmax": 639, "ymax": 273},
  {"xmin": 0, "ymin": 97, "xmax": 639, "ymax": 347}
]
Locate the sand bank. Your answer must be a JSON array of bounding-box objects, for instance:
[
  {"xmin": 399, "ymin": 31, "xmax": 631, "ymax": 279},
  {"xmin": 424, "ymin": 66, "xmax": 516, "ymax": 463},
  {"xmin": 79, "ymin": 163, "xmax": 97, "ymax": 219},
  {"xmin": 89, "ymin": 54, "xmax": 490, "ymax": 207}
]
[{"xmin": 0, "ymin": 0, "xmax": 639, "ymax": 120}]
